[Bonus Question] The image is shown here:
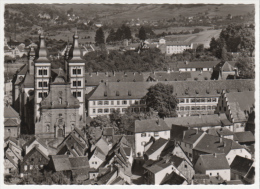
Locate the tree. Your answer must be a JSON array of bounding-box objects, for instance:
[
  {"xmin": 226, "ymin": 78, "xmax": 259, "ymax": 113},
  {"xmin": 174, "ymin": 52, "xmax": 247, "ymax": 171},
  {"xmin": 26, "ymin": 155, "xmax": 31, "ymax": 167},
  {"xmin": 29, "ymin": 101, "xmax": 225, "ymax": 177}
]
[
  {"xmin": 95, "ymin": 27, "xmax": 105, "ymax": 45},
  {"xmin": 138, "ymin": 26, "xmax": 146, "ymax": 41},
  {"xmin": 106, "ymin": 29, "xmax": 116, "ymax": 43},
  {"xmin": 124, "ymin": 26, "xmax": 132, "ymax": 40},
  {"xmin": 142, "ymin": 83, "xmax": 178, "ymax": 118},
  {"xmin": 235, "ymin": 54, "xmax": 255, "ymax": 79},
  {"xmin": 90, "ymin": 115, "xmax": 112, "ymax": 129}
]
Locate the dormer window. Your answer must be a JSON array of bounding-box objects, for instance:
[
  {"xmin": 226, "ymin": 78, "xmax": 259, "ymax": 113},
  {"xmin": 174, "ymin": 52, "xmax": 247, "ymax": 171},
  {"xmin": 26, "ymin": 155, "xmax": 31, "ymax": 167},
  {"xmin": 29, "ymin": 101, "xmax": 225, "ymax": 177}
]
[
  {"xmin": 104, "ymin": 91, "xmax": 107, "ymax": 96},
  {"xmin": 128, "ymin": 90, "xmax": 131, "ymax": 96},
  {"xmin": 116, "ymin": 91, "xmax": 120, "ymax": 96},
  {"xmin": 59, "ymin": 97, "xmax": 62, "ymax": 104}
]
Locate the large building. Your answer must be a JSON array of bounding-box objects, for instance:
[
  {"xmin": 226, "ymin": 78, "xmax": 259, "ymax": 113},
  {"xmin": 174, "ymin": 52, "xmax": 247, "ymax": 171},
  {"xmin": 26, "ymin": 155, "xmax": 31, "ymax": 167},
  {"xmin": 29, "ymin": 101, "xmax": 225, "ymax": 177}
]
[
  {"xmin": 12, "ymin": 31, "xmax": 86, "ymax": 138},
  {"xmin": 87, "ymin": 80, "xmax": 254, "ymax": 118}
]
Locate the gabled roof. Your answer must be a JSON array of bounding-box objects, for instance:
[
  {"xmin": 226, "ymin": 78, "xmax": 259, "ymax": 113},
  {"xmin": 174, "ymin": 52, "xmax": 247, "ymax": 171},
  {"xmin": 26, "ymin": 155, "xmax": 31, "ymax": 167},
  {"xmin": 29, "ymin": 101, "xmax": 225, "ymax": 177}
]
[
  {"xmin": 51, "ymin": 155, "xmax": 71, "ymax": 171},
  {"xmin": 225, "ymin": 91, "xmax": 254, "ymax": 122},
  {"xmin": 182, "ymin": 129, "xmax": 204, "ymax": 144},
  {"xmin": 23, "ymin": 74, "xmax": 34, "ymax": 88},
  {"xmin": 234, "ymin": 131, "xmax": 255, "ymax": 143},
  {"xmin": 24, "ymin": 146, "xmax": 49, "ymax": 162},
  {"xmin": 69, "ymin": 156, "xmax": 90, "ymax": 169},
  {"xmin": 144, "ymin": 155, "xmax": 184, "ymax": 174},
  {"xmin": 4, "ymin": 118, "xmax": 19, "ymax": 126},
  {"xmin": 95, "ymin": 137, "xmax": 110, "ymax": 155},
  {"xmin": 92, "ymin": 146, "xmax": 106, "ymax": 161},
  {"xmin": 97, "ymin": 168, "xmax": 117, "ymax": 185},
  {"xmin": 88, "ymin": 80, "xmax": 254, "ymax": 100},
  {"xmin": 194, "ymin": 134, "xmax": 244, "ymax": 155},
  {"xmin": 146, "ymin": 138, "xmax": 168, "ymax": 156},
  {"xmin": 4, "ymin": 105, "xmax": 20, "ymax": 119},
  {"xmin": 126, "ymin": 119, "xmax": 170, "ymax": 133},
  {"xmin": 5, "ymin": 153, "xmax": 18, "ymax": 168},
  {"xmin": 198, "ymin": 153, "xmax": 229, "ymax": 170},
  {"xmin": 160, "ymin": 171, "xmax": 187, "ymax": 185},
  {"xmin": 164, "ymin": 114, "xmax": 231, "ymax": 128},
  {"xmin": 230, "ymin": 155, "xmax": 254, "ymax": 177}
]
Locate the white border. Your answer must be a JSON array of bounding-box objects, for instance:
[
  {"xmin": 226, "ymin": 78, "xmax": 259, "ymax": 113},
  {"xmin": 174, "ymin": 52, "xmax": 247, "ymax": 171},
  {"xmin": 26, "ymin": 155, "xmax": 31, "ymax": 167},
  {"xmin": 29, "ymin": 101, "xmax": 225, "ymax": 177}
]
[{"xmin": 0, "ymin": 1, "xmax": 259, "ymax": 189}]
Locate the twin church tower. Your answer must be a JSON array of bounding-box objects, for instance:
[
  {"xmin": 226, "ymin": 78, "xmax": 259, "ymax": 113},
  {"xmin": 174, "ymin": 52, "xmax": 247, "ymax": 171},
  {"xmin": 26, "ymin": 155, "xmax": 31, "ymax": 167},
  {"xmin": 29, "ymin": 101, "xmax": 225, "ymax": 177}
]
[{"xmin": 13, "ymin": 31, "xmax": 86, "ymax": 138}]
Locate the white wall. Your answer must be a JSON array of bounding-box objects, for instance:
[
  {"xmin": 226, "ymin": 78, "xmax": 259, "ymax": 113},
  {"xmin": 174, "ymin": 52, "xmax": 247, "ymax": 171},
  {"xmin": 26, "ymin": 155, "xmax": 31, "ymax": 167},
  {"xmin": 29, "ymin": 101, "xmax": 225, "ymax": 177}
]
[
  {"xmin": 226, "ymin": 149, "xmax": 252, "ymax": 165},
  {"xmin": 206, "ymin": 169, "xmax": 230, "ymax": 181},
  {"xmin": 89, "ymin": 155, "xmax": 103, "ymax": 169}
]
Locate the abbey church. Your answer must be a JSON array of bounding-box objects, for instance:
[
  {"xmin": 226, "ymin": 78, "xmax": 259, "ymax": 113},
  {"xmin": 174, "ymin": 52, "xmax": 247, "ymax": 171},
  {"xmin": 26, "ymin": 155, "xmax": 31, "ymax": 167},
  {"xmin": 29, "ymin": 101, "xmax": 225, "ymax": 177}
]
[{"xmin": 12, "ymin": 32, "xmax": 86, "ymax": 138}]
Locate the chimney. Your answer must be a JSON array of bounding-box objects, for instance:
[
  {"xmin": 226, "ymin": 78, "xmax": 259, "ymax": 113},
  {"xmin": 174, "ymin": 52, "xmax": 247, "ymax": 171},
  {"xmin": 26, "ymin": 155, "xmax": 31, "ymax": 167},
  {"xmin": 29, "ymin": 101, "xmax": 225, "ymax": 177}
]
[
  {"xmin": 113, "ymin": 71, "xmax": 115, "ymax": 76},
  {"xmin": 105, "ymin": 72, "xmax": 108, "ymax": 76},
  {"xmin": 156, "ymin": 119, "xmax": 160, "ymax": 126},
  {"xmin": 214, "ymin": 153, "xmax": 217, "ymax": 158},
  {"xmin": 167, "ymin": 68, "xmax": 171, "ymax": 73},
  {"xmin": 133, "ymin": 72, "xmax": 135, "ymax": 76},
  {"xmin": 96, "ymin": 72, "xmax": 98, "ymax": 76},
  {"xmin": 219, "ymin": 137, "xmax": 223, "ymax": 143},
  {"xmin": 223, "ymin": 141, "xmax": 226, "ymax": 147},
  {"xmin": 183, "ymin": 130, "xmax": 186, "ymax": 139}
]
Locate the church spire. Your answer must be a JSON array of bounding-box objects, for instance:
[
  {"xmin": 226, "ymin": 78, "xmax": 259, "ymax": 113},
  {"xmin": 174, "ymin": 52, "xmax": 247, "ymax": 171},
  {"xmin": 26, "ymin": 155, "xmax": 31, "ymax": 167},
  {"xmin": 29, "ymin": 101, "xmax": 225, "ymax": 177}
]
[
  {"xmin": 69, "ymin": 28, "xmax": 81, "ymax": 59},
  {"xmin": 38, "ymin": 30, "xmax": 48, "ymax": 58}
]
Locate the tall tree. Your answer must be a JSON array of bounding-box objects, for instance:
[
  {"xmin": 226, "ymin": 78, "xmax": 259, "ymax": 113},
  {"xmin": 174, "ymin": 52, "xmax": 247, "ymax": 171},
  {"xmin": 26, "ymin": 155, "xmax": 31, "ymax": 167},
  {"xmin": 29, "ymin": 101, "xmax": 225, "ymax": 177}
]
[
  {"xmin": 138, "ymin": 26, "xmax": 146, "ymax": 41},
  {"xmin": 124, "ymin": 26, "xmax": 132, "ymax": 40},
  {"xmin": 95, "ymin": 27, "xmax": 105, "ymax": 45},
  {"xmin": 106, "ymin": 28, "xmax": 116, "ymax": 43},
  {"xmin": 235, "ymin": 54, "xmax": 255, "ymax": 79},
  {"xmin": 142, "ymin": 83, "xmax": 178, "ymax": 118}
]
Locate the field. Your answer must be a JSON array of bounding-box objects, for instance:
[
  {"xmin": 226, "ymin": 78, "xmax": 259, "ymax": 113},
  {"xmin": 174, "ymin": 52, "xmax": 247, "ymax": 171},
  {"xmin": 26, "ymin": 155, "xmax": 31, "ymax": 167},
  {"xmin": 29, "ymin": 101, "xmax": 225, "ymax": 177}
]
[{"xmin": 164, "ymin": 29, "xmax": 221, "ymax": 48}]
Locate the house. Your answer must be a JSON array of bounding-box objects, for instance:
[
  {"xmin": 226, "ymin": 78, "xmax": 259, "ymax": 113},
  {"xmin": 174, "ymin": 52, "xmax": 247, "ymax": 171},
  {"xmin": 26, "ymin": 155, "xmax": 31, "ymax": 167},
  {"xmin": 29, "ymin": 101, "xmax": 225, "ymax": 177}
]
[
  {"xmin": 4, "ymin": 105, "xmax": 21, "ymax": 138},
  {"xmin": 168, "ymin": 127, "xmax": 205, "ymax": 161},
  {"xmin": 193, "ymin": 134, "xmax": 252, "ymax": 165},
  {"xmin": 89, "ymin": 147, "xmax": 106, "ymax": 169},
  {"xmin": 207, "ymin": 127, "xmax": 237, "ymax": 140},
  {"xmin": 230, "ymin": 155, "xmax": 254, "ymax": 184},
  {"xmin": 125, "ymin": 119, "xmax": 170, "ymax": 157},
  {"xmin": 211, "ymin": 61, "xmax": 238, "ymax": 80},
  {"xmin": 215, "ymin": 91, "xmax": 254, "ymax": 132},
  {"xmin": 4, "ymin": 154, "xmax": 18, "ymax": 174},
  {"xmin": 144, "ymin": 138, "xmax": 169, "ymax": 160},
  {"xmin": 168, "ymin": 61, "xmax": 219, "ymax": 72},
  {"xmin": 20, "ymin": 146, "xmax": 50, "ymax": 177},
  {"xmin": 233, "ymin": 131, "xmax": 255, "ymax": 145},
  {"xmin": 56, "ymin": 130, "xmax": 88, "ymax": 157},
  {"xmin": 23, "ymin": 136, "xmax": 49, "ymax": 156},
  {"xmin": 48, "ymin": 155, "xmax": 90, "ymax": 182},
  {"xmin": 160, "ymin": 171, "xmax": 188, "ymax": 185},
  {"xmin": 194, "ymin": 153, "xmax": 230, "ymax": 181},
  {"xmin": 164, "ymin": 113, "xmax": 232, "ymax": 132},
  {"xmin": 87, "ymin": 80, "xmax": 254, "ymax": 118},
  {"xmin": 4, "ymin": 142, "xmax": 23, "ymax": 169},
  {"xmin": 162, "ymin": 41, "xmax": 193, "ymax": 55},
  {"xmin": 143, "ymin": 155, "xmax": 192, "ymax": 184}
]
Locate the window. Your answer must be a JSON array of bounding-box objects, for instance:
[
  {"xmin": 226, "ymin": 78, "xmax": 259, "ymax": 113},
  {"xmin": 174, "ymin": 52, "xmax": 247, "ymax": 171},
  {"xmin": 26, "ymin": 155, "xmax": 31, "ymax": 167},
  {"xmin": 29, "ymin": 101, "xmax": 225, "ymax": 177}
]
[
  {"xmin": 186, "ymin": 99, "xmax": 189, "ymax": 103},
  {"xmin": 180, "ymin": 107, "xmax": 184, "ymax": 111},
  {"xmin": 104, "ymin": 109, "xmax": 109, "ymax": 113},
  {"xmin": 184, "ymin": 165, "xmax": 187, "ymax": 168},
  {"xmin": 122, "ymin": 108, "xmax": 126, "ymax": 112},
  {"xmin": 8, "ymin": 129, "xmax": 11, "ymax": 133},
  {"xmin": 93, "ymin": 101, "xmax": 96, "ymax": 105},
  {"xmin": 140, "ymin": 100, "xmax": 146, "ymax": 105},
  {"xmin": 224, "ymin": 107, "xmax": 226, "ymax": 111},
  {"xmin": 73, "ymin": 69, "xmax": 77, "ymax": 75},
  {"xmin": 46, "ymin": 125, "xmax": 50, "ymax": 132},
  {"xmin": 98, "ymin": 101, "xmax": 103, "ymax": 105},
  {"xmin": 180, "ymin": 99, "xmax": 185, "ymax": 103},
  {"xmin": 185, "ymin": 106, "xmax": 190, "ymax": 110},
  {"xmin": 201, "ymin": 98, "xmax": 205, "ymax": 103},
  {"xmin": 39, "ymin": 82, "xmax": 42, "ymax": 87},
  {"xmin": 135, "ymin": 100, "xmax": 139, "ymax": 105},
  {"xmin": 39, "ymin": 92, "xmax": 43, "ymax": 98},
  {"xmin": 117, "ymin": 101, "xmax": 120, "ymax": 105},
  {"xmin": 196, "ymin": 106, "xmax": 200, "ymax": 110},
  {"xmin": 141, "ymin": 141, "xmax": 146, "ymax": 146},
  {"xmin": 95, "ymin": 162, "xmax": 97, "ymax": 164},
  {"xmin": 207, "ymin": 106, "xmax": 211, "ymax": 110},
  {"xmin": 196, "ymin": 98, "xmax": 200, "ymax": 103},
  {"xmin": 176, "ymin": 107, "xmax": 179, "ymax": 111},
  {"xmin": 77, "ymin": 81, "xmax": 81, "ymax": 87},
  {"xmin": 201, "ymin": 106, "xmax": 206, "ymax": 110},
  {"xmin": 154, "ymin": 132, "xmax": 159, "ymax": 137},
  {"xmin": 141, "ymin": 133, "xmax": 146, "ymax": 137},
  {"xmin": 110, "ymin": 108, "xmax": 115, "ymax": 113},
  {"xmin": 77, "ymin": 69, "xmax": 81, "ymax": 74},
  {"xmin": 122, "ymin": 100, "xmax": 127, "ymax": 105},
  {"xmin": 111, "ymin": 101, "xmax": 114, "ymax": 105},
  {"xmin": 77, "ymin": 92, "xmax": 81, "ymax": 97},
  {"xmin": 98, "ymin": 109, "xmax": 103, "ymax": 113},
  {"xmin": 210, "ymin": 173, "xmax": 212, "ymax": 176},
  {"xmin": 73, "ymin": 92, "xmax": 77, "ymax": 98},
  {"xmin": 212, "ymin": 98, "xmax": 217, "ymax": 102},
  {"xmin": 73, "ymin": 81, "xmax": 77, "ymax": 86},
  {"xmin": 207, "ymin": 98, "xmax": 212, "ymax": 102},
  {"xmin": 191, "ymin": 98, "xmax": 195, "ymax": 103},
  {"xmin": 93, "ymin": 109, "xmax": 96, "ymax": 113},
  {"xmin": 43, "ymin": 70, "xmax": 47, "ymax": 75},
  {"xmin": 38, "ymin": 69, "xmax": 43, "ymax": 75},
  {"xmin": 191, "ymin": 106, "xmax": 196, "ymax": 110},
  {"xmin": 212, "ymin": 106, "xmax": 216, "ymax": 110},
  {"xmin": 104, "ymin": 101, "xmax": 109, "ymax": 105}
]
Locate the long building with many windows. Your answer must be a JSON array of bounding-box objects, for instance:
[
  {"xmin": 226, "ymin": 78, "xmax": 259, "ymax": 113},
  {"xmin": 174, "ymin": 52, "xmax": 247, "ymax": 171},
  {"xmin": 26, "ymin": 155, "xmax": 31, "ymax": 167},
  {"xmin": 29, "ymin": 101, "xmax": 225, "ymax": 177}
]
[{"xmin": 86, "ymin": 80, "xmax": 254, "ymax": 118}]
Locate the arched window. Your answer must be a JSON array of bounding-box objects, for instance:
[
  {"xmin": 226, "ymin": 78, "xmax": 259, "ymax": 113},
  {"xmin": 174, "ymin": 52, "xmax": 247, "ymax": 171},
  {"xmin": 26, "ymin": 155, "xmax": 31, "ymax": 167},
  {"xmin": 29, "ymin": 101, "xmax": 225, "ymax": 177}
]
[
  {"xmin": 46, "ymin": 124, "xmax": 50, "ymax": 132},
  {"xmin": 59, "ymin": 97, "xmax": 62, "ymax": 104}
]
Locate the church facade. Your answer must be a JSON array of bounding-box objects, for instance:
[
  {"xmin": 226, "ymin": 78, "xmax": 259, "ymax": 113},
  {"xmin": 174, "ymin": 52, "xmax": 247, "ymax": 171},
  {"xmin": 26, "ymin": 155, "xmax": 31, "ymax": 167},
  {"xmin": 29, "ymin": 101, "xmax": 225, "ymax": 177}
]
[{"xmin": 12, "ymin": 32, "xmax": 86, "ymax": 138}]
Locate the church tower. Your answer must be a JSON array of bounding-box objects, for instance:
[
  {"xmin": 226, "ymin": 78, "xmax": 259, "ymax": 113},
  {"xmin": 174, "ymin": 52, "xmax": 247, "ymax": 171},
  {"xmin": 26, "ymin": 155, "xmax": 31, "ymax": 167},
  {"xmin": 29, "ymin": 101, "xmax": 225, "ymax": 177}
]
[
  {"xmin": 34, "ymin": 32, "xmax": 51, "ymax": 123},
  {"xmin": 67, "ymin": 31, "xmax": 86, "ymax": 122}
]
